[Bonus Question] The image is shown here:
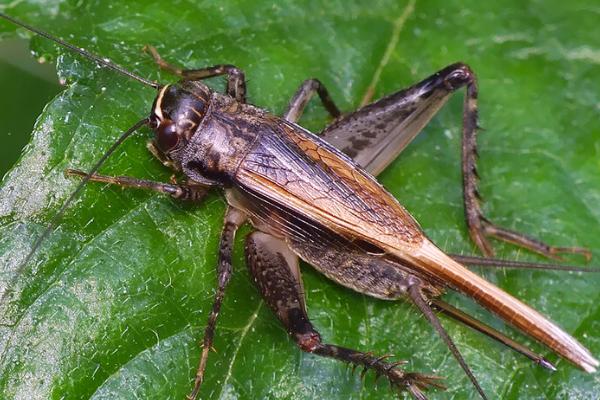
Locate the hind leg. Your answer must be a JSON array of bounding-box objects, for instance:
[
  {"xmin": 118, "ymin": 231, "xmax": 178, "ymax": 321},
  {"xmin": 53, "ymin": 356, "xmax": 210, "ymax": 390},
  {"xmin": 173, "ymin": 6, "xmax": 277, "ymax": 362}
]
[
  {"xmin": 301, "ymin": 64, "xmax": 589, "ymax": 259},
  {"xmin": 245, "ymin": 231, "xmax": 444, "ymax": 399}
]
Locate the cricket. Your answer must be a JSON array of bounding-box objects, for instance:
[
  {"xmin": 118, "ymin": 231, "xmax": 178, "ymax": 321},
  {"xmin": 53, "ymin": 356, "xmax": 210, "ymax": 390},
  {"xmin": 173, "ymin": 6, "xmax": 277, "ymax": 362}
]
[{"xmin": 0, "ymin": 9, "xmax": 598, "ymax": 400}]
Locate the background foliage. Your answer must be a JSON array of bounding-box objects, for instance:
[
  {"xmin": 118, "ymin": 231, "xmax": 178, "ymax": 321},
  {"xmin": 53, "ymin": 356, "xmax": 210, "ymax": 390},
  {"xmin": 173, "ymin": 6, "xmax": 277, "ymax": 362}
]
[
  {"xmin": 0, "ymin": 38, "xmax": 59, "ymax": 175},
  {"xmin": 0, "ymin": 0, "xmax": 599, "ymax": 399}
]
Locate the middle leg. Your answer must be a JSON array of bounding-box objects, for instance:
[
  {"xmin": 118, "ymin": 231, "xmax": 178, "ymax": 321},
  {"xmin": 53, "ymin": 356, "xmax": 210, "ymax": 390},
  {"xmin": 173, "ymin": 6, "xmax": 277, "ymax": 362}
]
[{"xmin": 283, "ymin": 78, "xmax": 342, "ymax": 123}]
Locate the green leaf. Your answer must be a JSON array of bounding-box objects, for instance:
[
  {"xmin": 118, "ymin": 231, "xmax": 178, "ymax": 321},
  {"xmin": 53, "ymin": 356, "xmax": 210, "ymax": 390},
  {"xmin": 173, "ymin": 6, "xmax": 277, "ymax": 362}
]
[{"xmin": 1, "ymin": 1, "xmax": 599, "ymax": 399}]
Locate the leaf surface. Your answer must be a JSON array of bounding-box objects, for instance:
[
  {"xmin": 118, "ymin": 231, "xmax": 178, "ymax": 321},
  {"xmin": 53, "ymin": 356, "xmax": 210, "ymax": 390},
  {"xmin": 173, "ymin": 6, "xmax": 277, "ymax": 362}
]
[{"xmin": 0, "ymin": 1, "xmax": 599, "ymax": 399}]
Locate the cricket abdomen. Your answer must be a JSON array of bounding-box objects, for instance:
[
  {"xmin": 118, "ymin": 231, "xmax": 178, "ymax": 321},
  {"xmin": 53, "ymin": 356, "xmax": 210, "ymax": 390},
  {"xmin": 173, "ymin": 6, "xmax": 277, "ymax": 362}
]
[
  {"xmin": 287, "ymin": 236, "xmax": 433, "ymax": 300},
  {"xmin": 225, "ymin": 186, "xmax": 443, "ymax": 299}
]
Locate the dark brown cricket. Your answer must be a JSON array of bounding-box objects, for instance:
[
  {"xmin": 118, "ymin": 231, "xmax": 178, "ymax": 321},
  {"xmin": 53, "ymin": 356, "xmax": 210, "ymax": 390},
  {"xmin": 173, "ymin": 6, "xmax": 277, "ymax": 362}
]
[{"xmin": 0, "ymin": 12, "xmax": 597, "ymax": 400}]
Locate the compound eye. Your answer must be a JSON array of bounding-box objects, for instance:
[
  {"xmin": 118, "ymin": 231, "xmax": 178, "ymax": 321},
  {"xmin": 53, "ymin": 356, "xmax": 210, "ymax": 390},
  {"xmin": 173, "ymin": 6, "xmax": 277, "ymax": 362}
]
[{"xmin": 156, "ymin": 120, "xmax": 179, "ymax": 152}]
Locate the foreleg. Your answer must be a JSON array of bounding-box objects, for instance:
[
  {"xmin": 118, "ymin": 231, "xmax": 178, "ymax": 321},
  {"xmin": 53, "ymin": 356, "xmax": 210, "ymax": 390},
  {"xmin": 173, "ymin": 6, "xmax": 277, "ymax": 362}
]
[
  {"xmin": 65, "ymin": 169, "xmax": 208, "ymax": 202},
  {"xmin": 144, "ymin": 45, "xmax": 247, "ymax": 102}
]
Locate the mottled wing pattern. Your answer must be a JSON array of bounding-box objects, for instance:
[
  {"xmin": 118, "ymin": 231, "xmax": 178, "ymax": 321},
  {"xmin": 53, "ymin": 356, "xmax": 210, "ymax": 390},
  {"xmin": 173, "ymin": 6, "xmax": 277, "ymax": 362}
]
[
  {"xmin": 320, "ymin": 69, "xmax": 453, "ymax": 176},
  {"xmin": 234, "ymin": 118, "xmax": 425, "ymax": 253}
]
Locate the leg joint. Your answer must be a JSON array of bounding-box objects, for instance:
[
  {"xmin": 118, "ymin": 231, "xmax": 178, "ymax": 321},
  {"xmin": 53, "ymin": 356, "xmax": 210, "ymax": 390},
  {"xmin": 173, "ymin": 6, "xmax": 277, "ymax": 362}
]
[
  {"xmin": 444, "ymin": 62, "xmax": 476, "ymax": 90},
  {"xmin": 302, "ymin": 78, "xmax": 322, "ymax": 90},
  {"xmin": 294, "ymin": 331, "xmax": 322, "ymax": 353}
]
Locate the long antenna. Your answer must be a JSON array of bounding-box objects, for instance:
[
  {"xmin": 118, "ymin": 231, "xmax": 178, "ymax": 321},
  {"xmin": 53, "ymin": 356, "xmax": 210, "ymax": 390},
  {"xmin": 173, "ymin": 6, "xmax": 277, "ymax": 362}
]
[
  {"xmin": 0, "ymin": 12, "xmax": 160, "ymax": 89},
  {"xmin": 0, "ymin": 118, "xmax": 149, "ymax": 308}
]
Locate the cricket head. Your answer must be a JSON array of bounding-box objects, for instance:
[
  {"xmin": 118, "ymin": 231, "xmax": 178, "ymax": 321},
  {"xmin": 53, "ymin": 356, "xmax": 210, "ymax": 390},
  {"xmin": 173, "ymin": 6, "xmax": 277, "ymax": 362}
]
[{"xmin": 149, "ymin": 81, "xmax": 212, "ymax": 157}]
